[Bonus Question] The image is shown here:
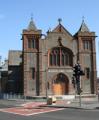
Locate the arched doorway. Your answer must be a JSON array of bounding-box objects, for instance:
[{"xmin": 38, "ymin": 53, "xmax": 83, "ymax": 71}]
[{"xmin": 52, "ymin": 73, "xmax": 69, "ymax": 95}]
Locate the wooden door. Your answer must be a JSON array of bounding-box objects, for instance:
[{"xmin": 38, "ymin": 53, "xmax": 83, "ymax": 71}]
[{"xmin": 53, "ymin": 82, "xmax": 65, "ymax": 95}]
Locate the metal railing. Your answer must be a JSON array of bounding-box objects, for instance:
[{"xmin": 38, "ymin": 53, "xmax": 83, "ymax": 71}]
[
  {"xmin": 0, "ymin": 93, "xmax": 46, "ymax": 102},
  {"xmin": 0, "ymin": 93, "xmax": 24, "ymax": 100}
]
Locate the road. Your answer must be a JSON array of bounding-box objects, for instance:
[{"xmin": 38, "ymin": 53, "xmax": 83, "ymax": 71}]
[
  {"xmin": 0, "ymin": 108, "xmax": 99, "ymax": 120},
  {"xmin": 36, "ymin": 109, "xmax": 99, "ymax": 120},
  {"xmin": 0, "ymin": 99, "xmax": 99, "ymax": 120}
]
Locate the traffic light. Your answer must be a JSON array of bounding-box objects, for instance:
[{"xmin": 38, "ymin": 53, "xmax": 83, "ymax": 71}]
[
  {"xmin": 73, "ymin": 64, "xmax": 78, "ymax": 77},
  {"xmin": 79, "ymin": 69, "xmax": 85, "ymax": 76},
  {"xmin": 72, "ymin": 62, "xmax": 84, "ymax": 95},
  {"xmin": 73, "ymin": 63, "xmax": 85, "ymax": 76}
]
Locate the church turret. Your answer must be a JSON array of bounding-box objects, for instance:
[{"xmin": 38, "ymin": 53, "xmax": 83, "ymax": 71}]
[
  {"xmin": 74, "ymin": 18, "xmax": 97, "ymax": 94},
  {"xmin": 78, "ymin": 19, "xmax": 90, "ymax": 32},
  {"xmin": 27, "ymin": 17, "xmax": 37, "ymax": 31},
  {"xmin": 22, "ymin": 17, "xmax": 42, "ymax": 96}
]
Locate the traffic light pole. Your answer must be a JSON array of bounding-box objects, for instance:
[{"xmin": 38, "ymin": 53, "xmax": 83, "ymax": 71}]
[
  {"xmin": 79, "ymin": 93, "xmax": 81, "ymax": 107},
  {"xmin": 76, "ymin": 76, "xmax": 82, "ymax": 107},
  {"xmin": 79, "ymin": 76, "xmax": 82, "ymax": 107}
]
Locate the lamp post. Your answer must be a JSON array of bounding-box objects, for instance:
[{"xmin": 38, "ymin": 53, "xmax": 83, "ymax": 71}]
[
  {"xmin": 44, "ymin": 49, "xmax": 48, "ymax": 103},
  {"xmin": 45, "ymin": 69, "xmax": 48, "ymax": 101}
]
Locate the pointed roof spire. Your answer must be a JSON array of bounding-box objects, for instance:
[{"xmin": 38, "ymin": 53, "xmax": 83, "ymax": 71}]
[
  {"xmin": 82, "ymin": 16, "xmax": 85, "ymax": 23},
  {"xmin": 78, "ymin": 17, "xmax": 90, "ymax": 32},
  {"xmin": 27, "ymin": 14, "xmax": 37, "ymax": 31}
]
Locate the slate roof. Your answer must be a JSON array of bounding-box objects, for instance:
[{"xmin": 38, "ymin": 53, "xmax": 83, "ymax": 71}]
[
  {"xmin": 52, "ymin": 22, "xmax": 73, "ymax": 37},
  {"xmin": 74, "ymin": 20, "xmax": 90, "ymax": 37},
  {"xmin": 8, "ymin": 50, "xmax": 22, "ymax": 66},
  {"xmin": 27, "ymin": 17, "xmax": 37, "ymax": 31},
  {"xmin": 78, "ymin": 20, "xmax": 90, "ymax": 32}
]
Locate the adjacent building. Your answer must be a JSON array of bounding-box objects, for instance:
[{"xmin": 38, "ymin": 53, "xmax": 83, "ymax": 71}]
[
  {"xmin": 0, "ymin": 59, "xmax": 8, "ymax": 93},
  {"xmin": 7, "ymin": 50, "xmax": 23, "ymax": 94}
]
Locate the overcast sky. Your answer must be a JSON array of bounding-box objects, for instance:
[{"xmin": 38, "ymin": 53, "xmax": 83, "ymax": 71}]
[{"xmin": 0, "ymin": 0, "xmax": 99, "ymax": 76}]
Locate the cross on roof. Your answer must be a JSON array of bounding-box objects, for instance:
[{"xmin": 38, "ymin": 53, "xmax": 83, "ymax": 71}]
[
  {"xmin": 82, "ymin": 16, "xmax": 85, "ymax": 23},
  {"xmin": 58, "ymin": 18, "xmax": 62, "ymax": 24},
  {"xmin": 31, "ymin": 13, "xmax": 33, "ymax": 21}
]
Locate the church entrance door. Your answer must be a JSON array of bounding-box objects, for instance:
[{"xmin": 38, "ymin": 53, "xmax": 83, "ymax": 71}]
[{"xmin": 52, "ymin": 73, "xmax": 69, "ymax": 95}]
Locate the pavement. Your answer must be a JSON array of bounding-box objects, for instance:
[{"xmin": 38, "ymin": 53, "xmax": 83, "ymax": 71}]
[
  {"xmin": 0, "ymin": 97, "xmax": 99, "ymax": 116},
  {"xmin": 1, "ymin": 95, "xmax": 99, "ymax": 110},
  {"xmin": 45, "ymin": 96, "xmax": 99, "ymax": 110},
  {"xmin": 0, "ymin": 100, "xmax": 64, "ymax": 116},
  {"xmin": 46, "ymin": 101, "xmax": 99, "ymax": 110}
]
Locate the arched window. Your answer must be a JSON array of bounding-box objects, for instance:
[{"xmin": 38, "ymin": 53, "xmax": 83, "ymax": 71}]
[
  {"xmin": 50, "ymin": 53, "xmax": 53, "ymax": 65},
  {"xmin": 65, "ymin": 53, "xmax": 69, "ymax": 65},
  {"xmin": 28, "ymin": 38, "xmax": 37, "ymax": 49},
  {"xmin": 49, "ymin": 47, "xmax": 73, "ymax": 66},
  {"xmin": 53, "ymin": 51, "xmax": 56, "ymax": 65}
]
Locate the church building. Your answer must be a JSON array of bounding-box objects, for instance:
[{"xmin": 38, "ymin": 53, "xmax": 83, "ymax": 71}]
[{"xmin": 22, "ymin": 18, "xmax": 97, "ymax": 97}]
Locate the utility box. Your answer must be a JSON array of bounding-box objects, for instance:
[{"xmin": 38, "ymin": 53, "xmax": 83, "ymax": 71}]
[
  {"xmin": 47, "ymin": 97, "xmax": 52, "ymax": 105},
  {"xmin": 52, "ymin": 96, "xmax": 56, "ymax": 104},
  {"xmin": 47, "ymin": 96, "xmax": 56, "ymax": 105}
]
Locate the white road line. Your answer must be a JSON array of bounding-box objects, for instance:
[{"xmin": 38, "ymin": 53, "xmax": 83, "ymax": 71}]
[
  {"xmin": 21, "ymin": 102, "xmax": 46, "ymax": 107},
  {"xmin": 26, "ymin": 108, "xmax": 65, "ymax": 116},
  {"xmin": 0, "ymin": 108, "xmax": 64, "ymax": 116},
  {"xmin": 0, "ymin": 109, "xmax": 27, "ymax": 116}
]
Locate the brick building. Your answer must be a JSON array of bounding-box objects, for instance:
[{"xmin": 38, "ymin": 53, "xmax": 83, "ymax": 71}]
[
  {"xmin": 22, "ymin": 18, "xmax": 97, "ymax": 97},
  {"xmin": 7, "ymin": 50, "xmax": 23, "ymax": 94},
  {"xmin": 0, "ymin": 59, "xmax": 8, "ymax": 94},
  {"xmin": 0, "ymin": 51, "xmax": 23, "ymax": 94}
]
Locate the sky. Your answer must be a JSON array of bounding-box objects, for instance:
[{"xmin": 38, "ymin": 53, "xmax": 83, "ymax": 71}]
[{"xmin": 0, "ymin": 0, "xmax": 99, "ymax": 76}]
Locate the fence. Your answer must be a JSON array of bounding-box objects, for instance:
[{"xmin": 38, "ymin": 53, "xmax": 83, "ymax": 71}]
[
  {"xmin": 0, "ymin": 93, "xmax": 24, "ymax": 100},
  {"xmin": 0, "ymin": 93, "xmax": 46, "ymax": 101}
]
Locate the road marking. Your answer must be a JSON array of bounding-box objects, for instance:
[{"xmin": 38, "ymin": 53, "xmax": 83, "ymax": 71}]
[
  {"xmin": 21, "ymin": 102, "xmax": 46, "ymax": 108},
  {"xmin": 0, "ymin": 107, "xmax": 64, "ymax": 116},
  {"xmin": 26, "ymin": 108, "xmax": 64, "ymax": 116}
]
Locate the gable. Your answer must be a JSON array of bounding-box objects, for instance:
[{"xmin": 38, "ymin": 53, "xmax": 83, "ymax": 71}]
[{"xmin": 52, "ymin": 23, "xmax": 73, "ymax": 38}]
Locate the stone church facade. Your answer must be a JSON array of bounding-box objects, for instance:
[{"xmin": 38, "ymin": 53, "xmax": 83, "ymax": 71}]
[{"xmin": 22, "ymin": 18, "xmax": 97, "ymax": 97}]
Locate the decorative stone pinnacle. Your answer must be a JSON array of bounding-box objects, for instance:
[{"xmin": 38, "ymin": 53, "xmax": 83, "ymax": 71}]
[
  {"xmin": 82, "ymin": 16, "xmax": 85, "ymax": 23},
  {"xmin": 31, "ymin": 13, "xmax": 33, "ymax": 21}
]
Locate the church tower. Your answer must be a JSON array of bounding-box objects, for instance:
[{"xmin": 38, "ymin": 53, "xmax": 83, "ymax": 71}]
[
  {"xmin": 74, "ymin": 19, "xmax": 97, "ymax": 94},
  {"xmin": 22, "ymin": 17, "xmax": 42, "ymax": 96}
]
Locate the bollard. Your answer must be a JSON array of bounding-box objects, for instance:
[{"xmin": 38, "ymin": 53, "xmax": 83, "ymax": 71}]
[
  {"xmin": 47, "ymin": 96, "xmax": 52, "ymax": 105},
  {"xmin": 52, "ymin": 96, "xmax": 56, "ymax": 105}
]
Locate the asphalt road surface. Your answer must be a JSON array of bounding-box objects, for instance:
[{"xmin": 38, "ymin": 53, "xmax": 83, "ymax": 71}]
[{"xmin": 0, "ymin": 108, "xmax": 99, "ymax": 120}]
